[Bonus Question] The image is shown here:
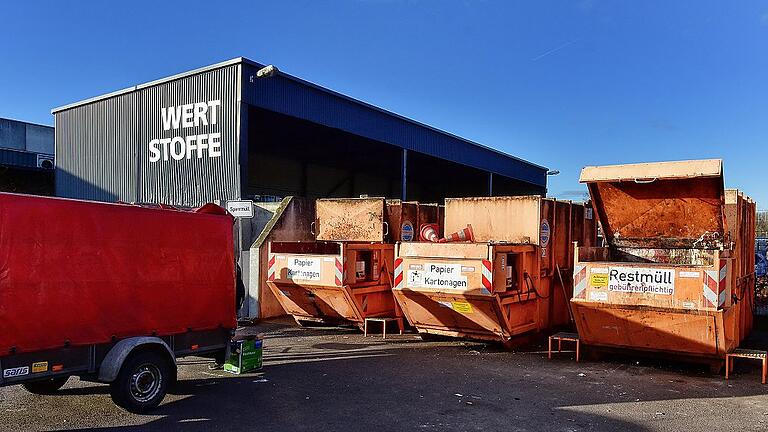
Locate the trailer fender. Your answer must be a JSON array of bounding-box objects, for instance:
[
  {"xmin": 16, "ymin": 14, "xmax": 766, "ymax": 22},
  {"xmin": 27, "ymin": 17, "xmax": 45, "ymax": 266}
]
[{"xmin": 98, "ymin": 337, "xmax": 176, "ymax": 383}]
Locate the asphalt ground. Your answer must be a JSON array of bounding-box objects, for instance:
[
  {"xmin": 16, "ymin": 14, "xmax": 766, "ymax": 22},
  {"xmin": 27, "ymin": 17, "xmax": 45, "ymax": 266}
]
[{"xmin": 2, "ymin": 319, "xmax": 768, "ymax": 432}]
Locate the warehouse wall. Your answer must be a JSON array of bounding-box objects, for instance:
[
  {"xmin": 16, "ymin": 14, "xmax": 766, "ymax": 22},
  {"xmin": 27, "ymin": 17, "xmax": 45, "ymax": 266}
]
[{"xmin": 55, "ymin": 64, "xmax": 242, "ymax": 207}]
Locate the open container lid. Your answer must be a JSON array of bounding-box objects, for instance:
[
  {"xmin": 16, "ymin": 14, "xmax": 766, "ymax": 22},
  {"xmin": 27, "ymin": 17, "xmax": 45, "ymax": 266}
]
[
  {"xmin": 315, "ymin": 197, "xmax": 387, "ymax": 242},
  {"xmin": 580, "ymin": 159, "xmax": 725, "ymax": 249}
]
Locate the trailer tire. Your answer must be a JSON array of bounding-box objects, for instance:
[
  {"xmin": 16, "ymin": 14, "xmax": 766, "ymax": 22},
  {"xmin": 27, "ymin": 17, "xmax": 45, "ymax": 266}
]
[
  {"xmin": 22, "ymin": 376, "xmax": 69, "ymax": 395},
  {"xmin": 109, "ymin": 350, "xmax": 171, "ymax": 413}
]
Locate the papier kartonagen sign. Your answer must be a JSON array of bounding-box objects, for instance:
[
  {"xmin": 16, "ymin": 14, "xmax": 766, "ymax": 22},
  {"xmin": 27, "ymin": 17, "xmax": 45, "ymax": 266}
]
[{"xmin": 148, "ymin": 100, "xmax": 222, "ymax": 163}]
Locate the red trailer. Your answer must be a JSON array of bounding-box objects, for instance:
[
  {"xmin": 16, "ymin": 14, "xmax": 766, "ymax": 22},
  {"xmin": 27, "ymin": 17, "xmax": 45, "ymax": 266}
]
[{"xmin": 0, "ymin": 193, "xmax": 237, "ymax": 413}]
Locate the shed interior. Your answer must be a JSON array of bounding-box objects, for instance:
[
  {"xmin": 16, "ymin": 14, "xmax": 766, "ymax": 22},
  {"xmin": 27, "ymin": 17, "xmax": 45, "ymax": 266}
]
[{"xmin": 244, "ymin": 107, "xmax": 538, "ymax": 203}]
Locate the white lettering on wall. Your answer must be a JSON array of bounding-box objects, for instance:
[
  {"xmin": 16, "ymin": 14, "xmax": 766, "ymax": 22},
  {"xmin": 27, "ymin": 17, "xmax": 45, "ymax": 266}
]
[{"xmin": 150, "ymin": 99, "xmax": 222, "ymax": 163}]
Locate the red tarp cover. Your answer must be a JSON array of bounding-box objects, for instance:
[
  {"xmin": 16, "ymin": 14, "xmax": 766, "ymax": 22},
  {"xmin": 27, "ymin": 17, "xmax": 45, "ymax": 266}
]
[{"xmin": 0, "ymin": 193, "xmax": 236, "ymax": 356}]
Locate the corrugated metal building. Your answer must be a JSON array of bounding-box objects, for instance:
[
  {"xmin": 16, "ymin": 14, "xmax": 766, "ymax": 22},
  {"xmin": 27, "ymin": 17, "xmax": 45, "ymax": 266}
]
[
  {"xmin": 52, "ymin": 57, "xmax": 549, "ymax": 318},
  {"xmin": 0, "ymin": 118, "xmax": 55, "ymax": 195},
  {"xmin": 53, "ymin": 58, "xmax": 547, "ymax": 205}
]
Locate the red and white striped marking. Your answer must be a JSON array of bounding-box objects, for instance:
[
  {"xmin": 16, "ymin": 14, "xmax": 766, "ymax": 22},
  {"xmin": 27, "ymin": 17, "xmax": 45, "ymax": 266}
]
[
  {"xmin": 334, "ymin": 257, "xmax": 344, "ymax": 286},
  {"xmin": 481, "ymin": 260, "xmax": 493, "ymax": 293},
  {"xmin": 703, "ymin": 260, "xmax": 727, "ymax": 308},
  {"xmin": 394, "ymin": 258, "xmax": 404, "ymax": 289},
  {"xmin": 573, "ymin": 265, "xmax": 587, "ymax": 299},
  {"xmin": 267, "ymin": 254, "xmax": 276, "ymax": 281}
]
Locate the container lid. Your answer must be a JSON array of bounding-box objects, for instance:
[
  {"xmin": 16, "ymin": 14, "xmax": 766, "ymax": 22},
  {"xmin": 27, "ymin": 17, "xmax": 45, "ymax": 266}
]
[
  {"xmin": 444, "ymin": 196, "xmax": 543, "ymax": 244},
  {"xmin": 580, "ymin": 159, "xmax": 725, "ymax": 249},
  {"xmin": 315, "ymin": 197, "xmax": 387, "ymax": 242}
]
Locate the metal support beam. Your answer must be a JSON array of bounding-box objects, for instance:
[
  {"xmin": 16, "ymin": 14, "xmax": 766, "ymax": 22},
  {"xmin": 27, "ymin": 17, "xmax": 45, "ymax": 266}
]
[
  {"xmin": 401, "ymin": 149, "xmax": 408, "ymax": 201},
  {"xmin": 489, "ymin": 173, "xmax": 494, "ymax": 197}
]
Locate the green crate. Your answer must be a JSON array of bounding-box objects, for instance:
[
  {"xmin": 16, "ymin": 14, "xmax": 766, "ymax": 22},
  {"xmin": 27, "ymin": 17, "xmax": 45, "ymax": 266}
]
[{"xmin": 224, "ymin": 337, "xmax": 263, "ymax": 374}]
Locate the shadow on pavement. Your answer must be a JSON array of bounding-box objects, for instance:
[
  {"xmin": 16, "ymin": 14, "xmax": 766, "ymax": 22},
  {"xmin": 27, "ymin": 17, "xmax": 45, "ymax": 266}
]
[{"xmin": 44, "ymin": 322, "xmax": 768, "ymax": 432}]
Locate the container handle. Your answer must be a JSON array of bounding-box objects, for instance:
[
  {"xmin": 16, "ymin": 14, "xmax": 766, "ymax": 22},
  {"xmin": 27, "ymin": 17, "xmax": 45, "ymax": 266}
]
[
  {"xmin": 634, "ymin": 177, "xmax": 657, "ymax": 184},
  {"xmin": 383, "ymin": 222, "xmax": 389, "ymax": 236},
  {"xmin": 310, "ymin": 221, "xmax": 316, "ymax": 235}
]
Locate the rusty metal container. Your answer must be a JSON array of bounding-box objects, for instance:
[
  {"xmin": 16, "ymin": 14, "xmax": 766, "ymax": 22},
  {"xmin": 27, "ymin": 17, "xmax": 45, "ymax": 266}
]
[
  {"xmin": 267, "ymin": 198, "xmax": 402, "ymax": 330},
  {"xmin": 386, "ymin": 201, "xmax": 442, "ymax": 243},
  {"xmin": 571, "ymin": 159, "xmax": 756, "ymax": 367},
  {"xmin": 392, "ymin": 196, "xmax": 597, "ymax": 345},
  {"xmin": 386, "ymin": 200, "xmax": 419, "ymax": 242}
]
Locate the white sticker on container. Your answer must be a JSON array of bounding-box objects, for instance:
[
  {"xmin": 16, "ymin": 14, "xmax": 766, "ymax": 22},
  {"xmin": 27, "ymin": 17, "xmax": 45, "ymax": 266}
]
[
  {"xmin": 287, "ymin": 257, "xmax": 321, "ymax": 281},
  {"xmin": 438, "ymin": 301, "xmax": 452, "ymax": 308},
  {"xmin": 682, "ymin": 301, "xmax": 696, "ymax": 309},
  {"xmin": 323, "ymin": 257, "xmax": 335, "ymax": 262},
  {"xmin": 591, "ymin": 267, "xmax": 609, "ymax": 274},
  {"xmin": 590, "ymin": 291, "xmax": 608, "ymax": 301},
  {"xmin": 608, "ymin": 267, "xmax": 675, "ymax": 295},
  {"xmin": 407, "ymin": 263, "xmax": 468, "ymax": 289},
  {"xmin": 679, "ymin": 271, "xmax": 701, "ymax": 278},
  {"xmin": 461, "ymin": 266, "xmax": 476, "ymax": 273}
]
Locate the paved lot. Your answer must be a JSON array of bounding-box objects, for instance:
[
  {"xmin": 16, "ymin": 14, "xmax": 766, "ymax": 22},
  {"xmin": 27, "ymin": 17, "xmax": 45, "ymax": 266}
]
[{"xmin": 2, "ymin": 320, "xmax": 768, "ymax": 431}]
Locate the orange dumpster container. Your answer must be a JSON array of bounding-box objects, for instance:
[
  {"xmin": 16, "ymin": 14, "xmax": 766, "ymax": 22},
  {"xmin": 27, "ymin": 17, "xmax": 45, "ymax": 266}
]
[
  {"xmin": 392, "ymin": 196, "xmax": 597, "ymax": 345},
  {"xmin": 571, "ymin": 159, "xmax": 756, "ymax": 368},
  {"xmin": 266, "ymin": 198, "xmax": 403, "ymax": 331}
]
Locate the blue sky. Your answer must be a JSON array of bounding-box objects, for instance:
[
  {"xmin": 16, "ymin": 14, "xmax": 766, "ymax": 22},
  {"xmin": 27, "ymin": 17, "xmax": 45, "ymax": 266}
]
[{"xmin": 2, "ymin": 1, "xmax": 766, "ymax": 205}]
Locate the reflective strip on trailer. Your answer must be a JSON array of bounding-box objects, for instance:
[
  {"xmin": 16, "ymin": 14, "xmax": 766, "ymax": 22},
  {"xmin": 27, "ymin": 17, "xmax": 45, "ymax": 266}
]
[
  {"xmin": 394, "ymin": 258, "xmax": 404, "ymax": 288},
  {"xmin": 573, "ymin": 265, "xmax": 587, "ymax": 299},
  {"xmin": 481, "ymin": 260, "xmax": 493, "ymax": 293}
]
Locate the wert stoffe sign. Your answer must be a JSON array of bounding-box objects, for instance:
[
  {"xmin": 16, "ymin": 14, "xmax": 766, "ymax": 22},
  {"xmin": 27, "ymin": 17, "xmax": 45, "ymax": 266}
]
[
  {"xmin": 148, "ymin": 99, "xmax": 222, "ymax": 163},
  {"xmin": 226, "ymin": 200, "xmax": 254, "ymax": 218}
]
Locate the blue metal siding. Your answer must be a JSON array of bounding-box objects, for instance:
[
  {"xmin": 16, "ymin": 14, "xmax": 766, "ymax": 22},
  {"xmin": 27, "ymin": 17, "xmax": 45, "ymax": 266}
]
[
  {"xmin": 0, "ymin": 148, "xmax": 37, "ymax": 169},
  {"xmin": 0, "ymin": 118, "xmax": 54, "ymax": 154},
  {"xmin": 240, "ymin": 62, "xmax": 546, "ymax": 188}
]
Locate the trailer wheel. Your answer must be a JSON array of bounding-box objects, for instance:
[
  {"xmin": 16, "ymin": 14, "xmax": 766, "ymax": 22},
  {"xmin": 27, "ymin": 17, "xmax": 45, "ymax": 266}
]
[
  {"xmin": 22, "ymin": 376, "xmax": 69, "ymax": 395},
  {"xmin": 110, "ymin": 350, "xmax": 171, "ymax": 413}
]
